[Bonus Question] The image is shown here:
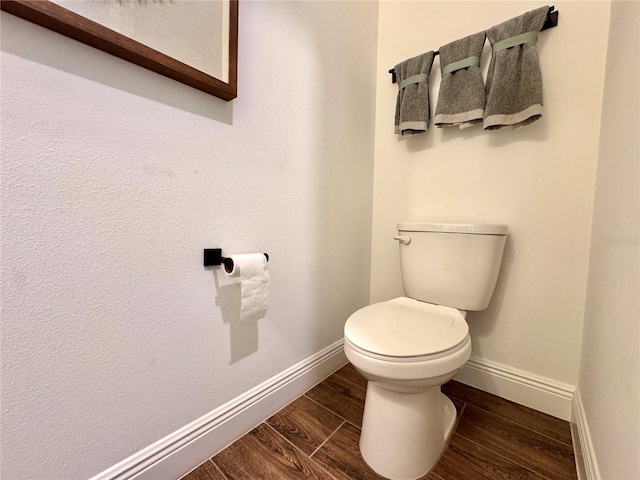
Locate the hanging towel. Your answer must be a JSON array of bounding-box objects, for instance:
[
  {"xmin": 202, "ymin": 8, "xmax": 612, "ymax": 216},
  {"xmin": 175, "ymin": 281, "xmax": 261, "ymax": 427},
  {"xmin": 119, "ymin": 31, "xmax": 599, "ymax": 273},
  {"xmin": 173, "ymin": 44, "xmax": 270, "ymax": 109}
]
[
  {"xmin": 394, "ymin": 51, "xmax": 435, "ymax": 135},
  {"xmin": 434, "ymin": 32, "xmax": 487, "ymax": 129},
  {"xmin": 484, "ymin": 6, "xmax": 549, "ymax": 130}
]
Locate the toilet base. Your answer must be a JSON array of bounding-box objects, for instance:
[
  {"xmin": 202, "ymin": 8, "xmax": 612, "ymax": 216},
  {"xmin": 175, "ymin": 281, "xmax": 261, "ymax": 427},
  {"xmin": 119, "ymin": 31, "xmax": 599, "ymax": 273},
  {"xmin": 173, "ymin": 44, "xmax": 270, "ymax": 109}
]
[{"xmin": 359, "ymin": 383, "xmax": 456, "ymax": 480}]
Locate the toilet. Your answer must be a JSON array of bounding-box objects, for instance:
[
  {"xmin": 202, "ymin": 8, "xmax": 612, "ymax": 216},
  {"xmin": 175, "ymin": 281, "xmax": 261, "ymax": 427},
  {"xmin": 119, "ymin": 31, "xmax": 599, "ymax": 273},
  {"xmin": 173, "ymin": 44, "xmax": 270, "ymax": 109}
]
[{"xmin": 344, "ymin": 222, "xmax": 508, "ymax": 480}]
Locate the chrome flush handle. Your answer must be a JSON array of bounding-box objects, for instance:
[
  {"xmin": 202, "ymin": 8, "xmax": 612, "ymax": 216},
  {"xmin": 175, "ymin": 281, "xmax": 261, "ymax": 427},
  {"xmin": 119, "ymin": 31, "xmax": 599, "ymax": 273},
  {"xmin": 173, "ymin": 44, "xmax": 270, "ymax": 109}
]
[{"xmin": 393, "ymin": 235, "xmax": 411, "ymax": 245}]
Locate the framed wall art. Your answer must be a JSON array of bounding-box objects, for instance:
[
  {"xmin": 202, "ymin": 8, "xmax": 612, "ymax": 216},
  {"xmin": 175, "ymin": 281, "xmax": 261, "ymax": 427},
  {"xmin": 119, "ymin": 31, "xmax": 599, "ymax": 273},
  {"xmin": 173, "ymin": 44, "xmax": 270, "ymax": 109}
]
[{"xmin": 1, "ymin": 0, "xmax": 239, "ymax": 101}]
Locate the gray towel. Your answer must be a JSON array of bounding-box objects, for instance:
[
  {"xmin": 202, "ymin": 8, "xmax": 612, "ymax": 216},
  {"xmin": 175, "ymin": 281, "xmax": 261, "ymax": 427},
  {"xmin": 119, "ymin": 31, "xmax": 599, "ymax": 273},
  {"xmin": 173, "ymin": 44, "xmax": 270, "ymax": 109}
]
[
  {"xmin": 484, "ymin": 6, "xmax": 549, "ymax": 130},
  {"xmin": 435, "ymin": 32, "xmax": 487, "ymax": 129},
  {"xmin": 394, "ymin": 52, "xmax": 435, "ymax": 135}
]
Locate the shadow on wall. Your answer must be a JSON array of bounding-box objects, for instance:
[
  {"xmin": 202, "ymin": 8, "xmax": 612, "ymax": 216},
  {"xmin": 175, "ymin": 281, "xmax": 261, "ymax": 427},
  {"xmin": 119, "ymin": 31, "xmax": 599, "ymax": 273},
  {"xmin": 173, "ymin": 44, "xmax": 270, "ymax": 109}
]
[
  {"xmin": 0, "ymin": 12, "xmax": 233, "ymax": 123},
  {"xmin": 465, "ymin": 233, "xmax": 515, "ymax": 358},
  {"xmin": 211, "ymin": 268, "xmax": 259, "ymax": 364}
]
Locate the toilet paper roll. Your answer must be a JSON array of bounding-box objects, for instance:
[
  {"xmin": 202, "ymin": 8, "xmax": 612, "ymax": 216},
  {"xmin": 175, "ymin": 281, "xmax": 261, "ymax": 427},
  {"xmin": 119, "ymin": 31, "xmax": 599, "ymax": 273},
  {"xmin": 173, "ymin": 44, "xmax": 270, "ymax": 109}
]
[{"xmin": 224, "ymin": 253, "xmax": 269, "ymax": 323}]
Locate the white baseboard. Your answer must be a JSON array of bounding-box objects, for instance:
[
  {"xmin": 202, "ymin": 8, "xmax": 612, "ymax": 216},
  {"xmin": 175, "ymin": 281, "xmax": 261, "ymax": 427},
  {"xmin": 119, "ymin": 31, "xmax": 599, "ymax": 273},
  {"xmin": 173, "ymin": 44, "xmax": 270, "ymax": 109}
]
[
  {"xmin": 454, "ymin": 356, "xmax": 575, "ymax": 421},
  {"xmin": 571, "ymin": 388, "xmax": 600, "ymax": 480},
  {"xmin": 90, "ymin": 340, "xmax": 347, "ymax": 480}
]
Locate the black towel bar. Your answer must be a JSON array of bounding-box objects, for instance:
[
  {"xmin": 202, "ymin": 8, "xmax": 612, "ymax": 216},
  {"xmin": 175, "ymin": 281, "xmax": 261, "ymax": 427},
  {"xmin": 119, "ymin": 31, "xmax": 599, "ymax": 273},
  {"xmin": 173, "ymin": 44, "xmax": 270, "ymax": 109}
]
[{"xmin": 389, "ymin": 6, "xmax": 558, "ymax": 84}]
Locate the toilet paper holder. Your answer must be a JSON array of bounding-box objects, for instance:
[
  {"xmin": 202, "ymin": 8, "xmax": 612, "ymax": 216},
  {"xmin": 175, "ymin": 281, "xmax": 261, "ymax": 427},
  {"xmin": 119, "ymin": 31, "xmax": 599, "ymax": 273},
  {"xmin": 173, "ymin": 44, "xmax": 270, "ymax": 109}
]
[{"xmin": 203, "ymin": 248, "xmax": 269, "ymax": 271}]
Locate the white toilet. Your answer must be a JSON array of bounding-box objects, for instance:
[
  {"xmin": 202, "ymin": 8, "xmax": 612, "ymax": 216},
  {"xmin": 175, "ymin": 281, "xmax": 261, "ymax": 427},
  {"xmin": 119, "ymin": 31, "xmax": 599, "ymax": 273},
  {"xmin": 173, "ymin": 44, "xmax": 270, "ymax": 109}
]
[{"xmin": 344, "ymin": 222, "xmax": 508, "ymax": 480}]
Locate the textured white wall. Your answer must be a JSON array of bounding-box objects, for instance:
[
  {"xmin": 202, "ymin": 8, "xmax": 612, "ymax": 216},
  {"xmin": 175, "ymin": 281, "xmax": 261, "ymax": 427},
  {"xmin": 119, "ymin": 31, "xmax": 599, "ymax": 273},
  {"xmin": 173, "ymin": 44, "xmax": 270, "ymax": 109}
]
[
  {"xmin": 0, "ymin": 1, "xmax": 378, "ymax": 478},
  {"xmin": 579, "ymin": 1, "xmax": 640, "ymax": 477},
  {"xmin": 371, "ymin": 1, "xmax": 610, "ymax": 385}
]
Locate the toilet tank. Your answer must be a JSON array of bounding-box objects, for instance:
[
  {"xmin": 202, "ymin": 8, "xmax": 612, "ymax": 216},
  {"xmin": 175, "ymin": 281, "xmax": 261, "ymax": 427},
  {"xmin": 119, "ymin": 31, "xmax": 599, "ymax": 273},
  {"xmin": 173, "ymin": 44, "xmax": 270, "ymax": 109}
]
[{"xmin": 397, "ymin": 223, "xmax": 508, "ymax": 311}]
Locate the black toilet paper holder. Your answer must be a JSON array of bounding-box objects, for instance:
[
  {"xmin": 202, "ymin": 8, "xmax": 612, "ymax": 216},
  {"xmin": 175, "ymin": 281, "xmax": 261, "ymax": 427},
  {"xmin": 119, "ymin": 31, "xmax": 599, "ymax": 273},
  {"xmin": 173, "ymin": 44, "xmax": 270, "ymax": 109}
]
[{"xmin": 204, "ymin": 248, "xmax": 269, "ymax": 271}]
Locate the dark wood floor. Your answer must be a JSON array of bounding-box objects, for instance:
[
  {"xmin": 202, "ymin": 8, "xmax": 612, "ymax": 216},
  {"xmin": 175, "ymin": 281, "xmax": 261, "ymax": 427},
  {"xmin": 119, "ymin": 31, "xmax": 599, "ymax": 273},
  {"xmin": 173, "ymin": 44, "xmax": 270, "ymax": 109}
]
[{"xmin": 180, "ymin": 363, "xmax": 578, "ymax": 480}]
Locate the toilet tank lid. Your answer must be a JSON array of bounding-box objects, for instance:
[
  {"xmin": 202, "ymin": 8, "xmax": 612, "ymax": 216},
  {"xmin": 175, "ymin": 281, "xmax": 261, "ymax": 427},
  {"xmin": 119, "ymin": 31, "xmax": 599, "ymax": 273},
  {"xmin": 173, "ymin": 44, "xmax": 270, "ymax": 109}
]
[{"xmin": 397, "ymin": 222, "xmax": 509, "ymax": 235}]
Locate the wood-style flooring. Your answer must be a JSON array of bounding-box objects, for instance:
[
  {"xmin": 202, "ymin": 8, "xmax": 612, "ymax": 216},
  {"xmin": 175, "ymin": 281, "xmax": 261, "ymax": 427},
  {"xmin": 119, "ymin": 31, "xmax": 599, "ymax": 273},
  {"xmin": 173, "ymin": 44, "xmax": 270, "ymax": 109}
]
[{"xmin": 180, "ymin": 363, "xmax": 577, "ymax": 480}]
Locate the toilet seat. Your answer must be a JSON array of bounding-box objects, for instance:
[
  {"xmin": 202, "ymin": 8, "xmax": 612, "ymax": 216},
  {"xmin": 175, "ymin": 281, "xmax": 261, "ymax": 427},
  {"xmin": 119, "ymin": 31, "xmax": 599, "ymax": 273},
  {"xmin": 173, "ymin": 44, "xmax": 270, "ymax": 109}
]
[{"xmin": 344, "ymin": 297, "xmax": 469, "ymax": 362}]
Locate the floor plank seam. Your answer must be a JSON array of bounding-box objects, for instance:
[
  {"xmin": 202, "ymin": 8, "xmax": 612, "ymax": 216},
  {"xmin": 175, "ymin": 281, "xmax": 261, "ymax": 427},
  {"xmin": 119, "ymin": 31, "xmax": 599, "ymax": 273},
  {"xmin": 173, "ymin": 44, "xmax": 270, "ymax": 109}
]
[
  {"xmin": 313, "ymin": 365, "xmax": 351, "ymax": 390},
  {"xmin": 262, "ymin": 422, "xmax": 340, "ymax": 480},
  {"xmin": 342, "ymin": 417, "xmax": 363, "ymax": 430},
  {"xmin": 209, "ymin": 459, "xmax": 229, "ymax": 480},
  {"xmin": 456, "ymin": 400, "xmax": 467, "ymax": 422},
  {"xmin": 500, "ymin": 417, "xmax": 574, "ymax": 448},
  {"xmin": 447, "ymin": 386, "xmax": 574, "ymax": 447},
  {"xmin": 309, "ymin": 420, "xmax": 346, "ymax": 458},
  {"xmin": 454, "ymin": 431, "xmax": 558, "ymax": 480},
  {"xmin": 178, "ymin": 463, "xmax": 202, "ymax": 480},
  {"xmin": 332, "ymin": 372, "xmax": 368, "ymax": 392},
  {"xmin": 307, "ymin": 451, "xmax": 341, "ymax": 480},
  {"xmin": 464, "ymin": 403, "xmax": 575, "ymax": 449},
  {"xmin": 303, "ymin": 392, "xmax": 351, "ymax": 424},
  {"xmin": 508, "ymin": 422, "xmax": 573, "ymax": 448}
]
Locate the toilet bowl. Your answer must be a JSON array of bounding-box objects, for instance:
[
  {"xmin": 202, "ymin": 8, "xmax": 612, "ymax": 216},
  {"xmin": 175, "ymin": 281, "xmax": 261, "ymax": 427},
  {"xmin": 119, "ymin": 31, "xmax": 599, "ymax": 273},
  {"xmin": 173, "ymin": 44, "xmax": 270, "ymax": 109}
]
[
  {"xmin": 344, "ymin": 297, "xmax": 471, "ymax": 480},
  {"xmin": 343, "ymin": 222, "xmax": 508, "ymax": 480}
]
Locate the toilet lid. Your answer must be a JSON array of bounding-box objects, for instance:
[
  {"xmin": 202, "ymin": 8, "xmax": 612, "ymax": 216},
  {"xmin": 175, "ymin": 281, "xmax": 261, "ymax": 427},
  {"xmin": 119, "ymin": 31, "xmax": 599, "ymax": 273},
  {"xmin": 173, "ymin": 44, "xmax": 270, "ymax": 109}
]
[{"xmin": 344, "ymin": 297, "xmax": 469, "ymax": 359}]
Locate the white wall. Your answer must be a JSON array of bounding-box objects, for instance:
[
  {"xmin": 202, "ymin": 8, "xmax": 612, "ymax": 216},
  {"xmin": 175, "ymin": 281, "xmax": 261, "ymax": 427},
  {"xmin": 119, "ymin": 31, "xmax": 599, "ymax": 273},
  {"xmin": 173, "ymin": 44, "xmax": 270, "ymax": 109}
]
[
  {"xmin": 371, "ymin": 1, "xmax": 610, "ymax": 388},
  {"xmin": 578, "ymin": 1, "xmax": 640, "ymax": 478},
  {"xmin": 0, "ymin": 1, "xmax": 379, "ymax": 478}
]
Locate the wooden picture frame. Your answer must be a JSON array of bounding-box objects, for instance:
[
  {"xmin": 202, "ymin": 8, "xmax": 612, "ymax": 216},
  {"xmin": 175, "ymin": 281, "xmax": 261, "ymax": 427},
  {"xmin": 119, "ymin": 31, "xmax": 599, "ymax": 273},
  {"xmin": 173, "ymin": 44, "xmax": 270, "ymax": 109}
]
[{"xmin": 1, "ymin": 0, "xmax": 239, "ymax": 101}]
